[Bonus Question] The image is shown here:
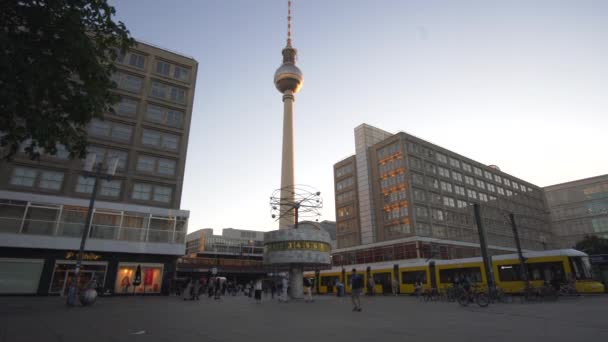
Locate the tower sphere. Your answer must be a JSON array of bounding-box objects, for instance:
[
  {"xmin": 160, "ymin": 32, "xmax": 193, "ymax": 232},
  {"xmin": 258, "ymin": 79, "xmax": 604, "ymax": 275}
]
[{"xmin": 274, "ymin": 62, "xmax": 303, "ymax": 94}]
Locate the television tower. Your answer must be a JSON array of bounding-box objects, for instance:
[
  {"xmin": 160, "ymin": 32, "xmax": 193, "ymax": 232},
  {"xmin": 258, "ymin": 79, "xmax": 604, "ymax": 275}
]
[{"xmin": 274, "ymin": 0, "xmax": 304, "ymax": 229}]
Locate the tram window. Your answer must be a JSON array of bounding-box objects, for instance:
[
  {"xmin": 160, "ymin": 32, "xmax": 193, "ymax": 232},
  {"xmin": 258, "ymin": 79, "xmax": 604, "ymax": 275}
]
[
  {"xmin": 439, "ymin": 267, "xmax": 482, "ymax": 284},
  {"xmin": 402, "ymin": 271, "xmax": 426, "ymax": 284},
  {"xmin": 497, "ymin": 264, "xmax": 522, "ymax": 282},
  {"xmin": 569, "ymin": 257, "xmax": 593, "ymax": 280},
  {"xmin": 526, "ymin": 262, "xmax": 565, "ymax": 282},
  {"xmin": 320, "ymin": 276, "xmax": 339, "ymax": 286}
]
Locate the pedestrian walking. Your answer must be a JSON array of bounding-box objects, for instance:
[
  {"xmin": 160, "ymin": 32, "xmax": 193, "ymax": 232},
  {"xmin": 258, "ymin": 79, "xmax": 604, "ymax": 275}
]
[
  {"xmin": 279, "ymin": 276, "xmax": 289, "ymax": 302},
  {"xmin": 350, "ymin": 269, "xmax": 363, "ymax": 312},
  {"xmin": 367, "ymin": 276, "xmax": 375, "ymax": 296},
  {"xmin": 254, "ymin": 278, "xmax": 263, "ymax": 303},
  {"xmin": 182, "ymin": 278, "xmax": 192, "ymax": 301},
  {"xmin": 303, "ymin": 277, "xmax": 313, "ymax": 302},
  {"xmin": 392, "ymin": 277, "xmax": 399, "ymax": 296},
  {"xmin": 193, "ymin": 278, "xmax": 201, "ymax": 300}
]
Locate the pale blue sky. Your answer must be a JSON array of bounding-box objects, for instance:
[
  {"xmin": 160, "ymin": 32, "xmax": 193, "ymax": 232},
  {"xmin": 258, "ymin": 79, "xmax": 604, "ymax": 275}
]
[{"xmin": 111, "ymin": 0, "xmax": 608, "ymax": 234}]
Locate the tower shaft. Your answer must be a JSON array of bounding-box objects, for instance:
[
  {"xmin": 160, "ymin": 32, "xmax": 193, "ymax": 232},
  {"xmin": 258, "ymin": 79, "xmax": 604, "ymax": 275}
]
[{"xmin": 279, "ymin": 91, "xmax": 295, "ymax": 229}]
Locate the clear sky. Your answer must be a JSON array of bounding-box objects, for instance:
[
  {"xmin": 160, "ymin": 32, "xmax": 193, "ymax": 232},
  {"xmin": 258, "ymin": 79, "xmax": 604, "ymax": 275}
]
[{"xmin": 110, "ymin": 0, "xmax": 608, "ymax": 235}]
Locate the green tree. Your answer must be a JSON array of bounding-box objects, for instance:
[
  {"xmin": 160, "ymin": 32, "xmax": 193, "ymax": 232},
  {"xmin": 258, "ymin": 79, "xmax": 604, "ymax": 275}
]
[
  {"xmin": 575, "ymin": 235, "xmax": 608, "ymax": 255},
  {"xmin": 0, "ymin": 0, "xmax": 133, "ymax": 160}
]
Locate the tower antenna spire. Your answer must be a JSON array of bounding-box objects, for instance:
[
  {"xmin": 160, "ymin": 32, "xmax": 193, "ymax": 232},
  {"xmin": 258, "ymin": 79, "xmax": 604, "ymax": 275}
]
[{"xmin": 287, "ymin": 0, "xmax": 292, "ymax": 47}]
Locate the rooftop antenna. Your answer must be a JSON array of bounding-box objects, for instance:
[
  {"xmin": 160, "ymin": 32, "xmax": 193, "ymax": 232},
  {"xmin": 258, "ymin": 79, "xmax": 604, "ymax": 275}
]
[{"xmin": 287, "ymin": 0, "xmax": 292, "ymax": 47}]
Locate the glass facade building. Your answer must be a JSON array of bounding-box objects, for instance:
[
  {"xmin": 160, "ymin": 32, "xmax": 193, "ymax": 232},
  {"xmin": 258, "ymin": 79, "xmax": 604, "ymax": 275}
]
[{"xmin": 544, "ymin": 174, "xmax": 608, "ymax": 248}]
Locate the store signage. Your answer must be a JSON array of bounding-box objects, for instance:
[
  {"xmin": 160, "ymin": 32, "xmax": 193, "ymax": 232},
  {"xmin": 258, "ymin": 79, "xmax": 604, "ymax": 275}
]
[
  {"xmin": 65, "ymin": 252, "xmax": 102, "ymax": 260},
  {"xmin": 265, "ymin": 240, "xmax": 331, "ymax": 252}
]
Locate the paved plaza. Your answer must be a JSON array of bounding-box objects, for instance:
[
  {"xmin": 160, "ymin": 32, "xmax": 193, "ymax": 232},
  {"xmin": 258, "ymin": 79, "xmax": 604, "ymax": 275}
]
[{"xmin": 1, "ymin": 294, "xmax": 607, "ymax": 342}]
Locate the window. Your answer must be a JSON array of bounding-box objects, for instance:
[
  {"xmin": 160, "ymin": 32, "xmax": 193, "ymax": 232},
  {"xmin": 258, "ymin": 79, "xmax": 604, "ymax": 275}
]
[
  {"xmin": 158, "ymin": 159, "xmax": 176, "ymax": 176},
  {"xmin": 432, "ymin": 209, "xmax": 444, "ymax": 221},
  {"xmin": 110, "ymin": 124, "xmax": 133, "ymax": 141},
  {"xmin": 465, "ymin": 175, "xmax": 475, "ymax": 186},
  {"xmin": 10, "ymin": 167, "xmax": 37, "ymax": 187},
  {"xmin": 114, "ymin": 98, "xmax": 138, "ymax": 117},
  {"xmin": 426, "ymin": 177, "xmax": 439, "ymax": 190},
  {"xmin": 467, "ymin": 189, "xmax": 477, "ymax": 200},
  {"xmin": 504, "ymin": 178, "xmax": 511, "ymax": 187},
  {"xmin": 452, "ymin": 171, "xmax": 462, "ymax": 182},
  {"xmin": 443, "ymin": 196, "xmax": 455, "ymax": 208},
  {"xmin": 462, "ymin": 163, "xmax": 472, "ymax": 173},
  {"xmin": 425, "ymin": 162, "xmax": 436, "ymax": 175},
  {"xmin": 413, "ymin": 188, "xmax": 426, "ymax": 202},
  {"xmin": 431, "ymin": 193, "xmax": 442, "ymax": 204},
  {"xmin": 415, "ymin": 206, "xmax": 428, "ymax": 218},
  {"xmin": 449, "ymin": 158, "xmax": 460, "ymax": 168},
  {"xmin": 153, "ymin": 186, "xmax": 172, "ymax": 203},
  {"xmin": 166, "ymin": 109, "xmax": 184, "ymax": 128},
  {"xmin": 100, "ymin": 180, "xmax": 121, "ymax": 197},
  {"xmin": 336, "ymin": 177, "xmax": 354, "ymax": 191},
  {"xmin": 112, "ymin": 72, "xmax": 143, "ymax": 92},
  {"xmin": 88, "ymin": 120, "xmax": 132, "ymax": 142},
  {"xmin": 439, "ymin": 267, "xmax": 482, "ymax": 284},
  {"xmin": 497, "ymin": 186, "xmax": 505, "ymax": 195},
  {"xmin": 454, "ymin": 185, "xmax": 465, "ymax": 196},
  {"xmin": 487, "ymin": 184, "xmax": 496, "ymax": 193},
  {"xmin": 436, "ymin": 153, "xmax": 447, "ymax": 164},
  {"xmin": 156, "ymin": 60, "xmax": 171, "ymax": 75},
  {"xmin": 338, "ymin": 206, "xmax": 353, "ymax": 218},
  {"xmin": 141, "ymin": 129, "xmax": 180, "ymax": 151},
  {"xmin": 136, "ymin": 156, "xmax": 156, "ymax": 172},
  {"xmin": 484, "ymin": 170, "xmax": 493, "ymax": 180},
  {"xmin": 506, "ymin": 190, "xmax": 513, "ymax": 197},
  {"xmin": 412, "ymin": 173, "xmax": 424, "ymax": 185},
  {"xmin": 151, "ymin": 82, "xmax": 168, "ymax": 98},
  {"xmin": 457, "ymin": 200, "xmax": 468, "ymax": 208},
  {"xmin": 128, "ymin": 53, "xmax": 145, "ymax": 68},
  {"xmin": 170, "ymin": 87, "xmax": 186, "ymax": 104},
  {"xmin": 39, "ymin": 171, "xmax": 64, "ymax": 190},
  {"xmin": 409, "ymin": 157, "xmax": 422, "ymax": 169},
  {"xmin": 475, "ymin": 179, "xmax": 486, "ymax": 190},
  {"xmin": 402, "ymin": 271, "xmax": 427, "ymax": 284},
  {"xmin": 473, "ymin": 167, "xmax": 482, "ymax": 176},
  {"xmin": 132, "ymin": 183, "xmax": 152, "ymax": 200},
  {"xmin": 438, "ymin": 167, "xmax": 450, "ymax": 178},
  {"xmin": 479, "ymin": 193, "xmax": 488, "ymax": 202},
  {"xmin": 440, "ymin": 181, "xmax": 453, "ymax": 193},
  {"xmin": 174, "ymin": 66, "xmax": 190, "ymax": 82},
  {"xmin": 489, "ymin": 195, "xmax": 497, "ymax": 201},
  {"xmin": 512, "ymin": 181, "xmax": 520, "ymax": 190},
  {"xmin": 84, "ymin": 147, "xmax": 127, "ymax": 171},
  {"xmin": 76, "ymin": 176, "xmax": 95, "ymax": 194},
  {"xmin": 494, "ymin": 174, "xmax": 502, "ymax": 183},
  {"xmin": 336, "ymin": 190, "xmax": 355, "ymax": 204},
  {"xmin": 336, "ymin": 164, "xmax": 354, "ymax": 178}
]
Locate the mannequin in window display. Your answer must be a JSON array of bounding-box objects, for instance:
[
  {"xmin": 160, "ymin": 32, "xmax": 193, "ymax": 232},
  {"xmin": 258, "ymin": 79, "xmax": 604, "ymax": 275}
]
[{"xmin": 121, "ymin": 275, "xmax": 131, "ymax": 293}]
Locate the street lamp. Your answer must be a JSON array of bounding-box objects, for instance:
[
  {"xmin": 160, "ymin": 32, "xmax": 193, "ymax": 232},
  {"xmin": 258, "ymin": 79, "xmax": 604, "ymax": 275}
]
[{"xmin": 66, "ymin": 154, "xmax": 118, "ymax": 306}]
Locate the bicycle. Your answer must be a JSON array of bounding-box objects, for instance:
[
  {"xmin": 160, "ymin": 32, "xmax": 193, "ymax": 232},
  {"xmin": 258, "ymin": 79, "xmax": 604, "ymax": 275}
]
[
  {"xmin": 457, "ymin": 284, "xmax": 489, "ymax": 307},
  {"xmin": 423, "ymin": 287, "xmax": 440, "ymax": 302}
]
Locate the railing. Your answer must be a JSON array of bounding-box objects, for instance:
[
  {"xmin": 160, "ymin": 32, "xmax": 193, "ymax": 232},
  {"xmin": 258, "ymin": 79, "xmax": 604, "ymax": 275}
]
[{"xmin": 0, "ymin": 209, "xmax": 186, "ymax": 245}]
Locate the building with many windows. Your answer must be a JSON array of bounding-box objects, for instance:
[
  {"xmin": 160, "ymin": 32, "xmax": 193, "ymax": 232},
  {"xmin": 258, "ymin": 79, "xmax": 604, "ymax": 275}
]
[
  {"xmin": 0, "ymin": 41, "xmax": 197, "ymax": 295},
  {"xmin": 332, "ymin": 124, "xmax": 552, "ymax": 266},
  {"xmin": 544, "ymin": 174, "xmax": 608, "ymax": 248}
]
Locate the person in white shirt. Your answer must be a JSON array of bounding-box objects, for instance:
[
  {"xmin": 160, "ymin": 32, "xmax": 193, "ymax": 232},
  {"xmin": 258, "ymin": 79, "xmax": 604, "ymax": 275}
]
[{"xmin": 279, "ymin": 276, "xmax": 289, "ymax": 303}]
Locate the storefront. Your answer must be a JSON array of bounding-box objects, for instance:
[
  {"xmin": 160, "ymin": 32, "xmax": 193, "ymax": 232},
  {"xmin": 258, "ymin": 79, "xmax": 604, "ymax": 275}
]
[
  {"xmin": 0, "ymin": 258, "xmax": 45, "ymax": 294},
  {"xmin": 0, "ymin": 247, "xmax": 177, "ymax": 296}
]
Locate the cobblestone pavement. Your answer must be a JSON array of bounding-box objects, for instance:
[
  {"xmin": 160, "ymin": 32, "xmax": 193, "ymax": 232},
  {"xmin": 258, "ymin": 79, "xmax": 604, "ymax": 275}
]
[{"xmin": 1, "ymin": 294, "xmax": 607, "ymax": 342}]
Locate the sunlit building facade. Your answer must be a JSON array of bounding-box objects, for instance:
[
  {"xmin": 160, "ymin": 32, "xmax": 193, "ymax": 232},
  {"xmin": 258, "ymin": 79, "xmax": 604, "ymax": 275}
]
[
  {"xmin": 333, "ymin": 124, "xmax": 552, "ymax": 266},
  {"xmin": 0, "ymin": 41, "xmax": 198, "ymax": 295}
]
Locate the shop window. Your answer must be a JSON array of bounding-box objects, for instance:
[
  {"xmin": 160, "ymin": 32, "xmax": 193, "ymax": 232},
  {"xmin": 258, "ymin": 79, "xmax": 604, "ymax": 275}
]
[{"xmin": 115, "ymin": 263, "xmax": 163, "ymax": 294}]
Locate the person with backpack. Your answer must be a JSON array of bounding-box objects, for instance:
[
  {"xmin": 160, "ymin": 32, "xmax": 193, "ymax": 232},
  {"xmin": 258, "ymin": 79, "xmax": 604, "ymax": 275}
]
[{"xmin": 350, "ymin": 269, "xmax": 363, "ymax": 312}]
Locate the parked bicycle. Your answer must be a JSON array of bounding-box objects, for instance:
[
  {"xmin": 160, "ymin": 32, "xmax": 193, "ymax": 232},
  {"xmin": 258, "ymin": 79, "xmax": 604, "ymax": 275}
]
[{"xmin": 457, "ymin": 284, "xmax": 489, "ymax": 307}]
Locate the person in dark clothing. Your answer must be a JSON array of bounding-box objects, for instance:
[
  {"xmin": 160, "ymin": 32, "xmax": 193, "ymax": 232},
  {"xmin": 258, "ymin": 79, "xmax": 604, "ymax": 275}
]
[{"xmin": 350, "ymin": 269, "xmax": 363, "ymax": 312}]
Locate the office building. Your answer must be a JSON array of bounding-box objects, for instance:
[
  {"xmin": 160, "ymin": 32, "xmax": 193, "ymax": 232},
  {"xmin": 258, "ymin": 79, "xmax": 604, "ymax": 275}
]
[
  {"xmin": 544, "ymin": 174, "xmax": 608, "ymax": 248},
  {"xmin": 332, "ymin": 124, "xmax": 552, "ymax": 266},
  {"xmin": 0, "ymin": 40, "xmax": 197, "ymax": 295}
]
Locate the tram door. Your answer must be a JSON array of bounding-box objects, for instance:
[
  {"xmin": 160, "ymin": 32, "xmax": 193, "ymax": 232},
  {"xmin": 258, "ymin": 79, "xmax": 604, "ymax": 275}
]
[
  {"xmin": 429, "ymin": 261, "xmax": 437, "ymax": 289},
  {"xmin": 374, "ymin": 272, "xmax": 392, "ymax": 294}
]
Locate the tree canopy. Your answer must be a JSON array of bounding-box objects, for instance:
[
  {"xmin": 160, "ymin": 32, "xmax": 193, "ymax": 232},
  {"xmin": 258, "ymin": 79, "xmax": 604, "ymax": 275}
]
[
  {"xmin": 575, "ymin": 235, "xmax": 608, "ymax": 255},
  {"xmin": 0, "ymin": 0, "xmax": 133, "ymax": 160}
]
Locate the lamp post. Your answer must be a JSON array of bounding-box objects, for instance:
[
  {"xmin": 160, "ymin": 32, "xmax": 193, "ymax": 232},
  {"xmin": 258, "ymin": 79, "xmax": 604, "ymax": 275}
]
[{"xmin": 66, "ymin": 154, "xmax": 117, "ymax": 306}]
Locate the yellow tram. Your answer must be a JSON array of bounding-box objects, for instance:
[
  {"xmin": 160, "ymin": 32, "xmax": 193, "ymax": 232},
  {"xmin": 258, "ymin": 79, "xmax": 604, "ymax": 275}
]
[{"xmin": 306, "ymin": 249, "xmax": 604, "ymax": 295}]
